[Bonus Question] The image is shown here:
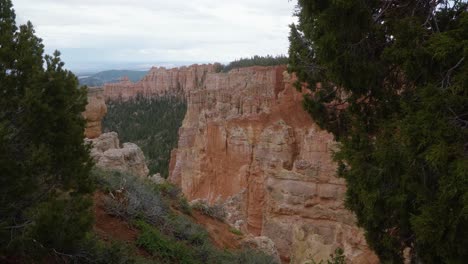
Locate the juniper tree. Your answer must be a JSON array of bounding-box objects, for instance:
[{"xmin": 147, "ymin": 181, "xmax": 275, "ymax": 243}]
[
  {"xmin": 289, "ymin": 0, "xmax": 467, "ymax": 263},
  {"xmin": 0, "ymin": 0, "xmax": 93, "ymax": 258}
]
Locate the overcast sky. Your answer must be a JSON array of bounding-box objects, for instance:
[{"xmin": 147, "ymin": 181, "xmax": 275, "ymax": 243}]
[{"xmin": 13, "ymin": 0, "xmax": 296, "ymax": 72}]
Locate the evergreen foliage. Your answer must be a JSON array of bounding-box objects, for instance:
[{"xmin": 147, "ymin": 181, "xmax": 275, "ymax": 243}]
[
  {"xmin": 0, "ymin": 0, "xmax": 93, "ymax": 259},
  {"xmin": 78, "ymin": 236, "xmax": 147, "ymax": 264},
  {"xmin": 218, "ymin": 55, "xmax": 288, "ymax": 72},
  {"xmin": 102, "ymin": 96, "xmax": 186, "ymax": 177},
  {"xmin": 289, "ymin": 0, "xmax": 467, "ymax": 263}
]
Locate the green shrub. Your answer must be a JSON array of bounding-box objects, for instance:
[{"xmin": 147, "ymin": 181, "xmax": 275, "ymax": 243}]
[
  {"xmin": 27, "ymin": 196, "xmax": 94, "ymax": 253},
  {"xmin": 155, "ymin": 181, "xmax": 181, "ymax": 200},
  {"xmin": 170, "ymin": 216, "xmax": 209, "ymax": 246},
  {"xmin": 78, "ymin": 234, "xmax": 145, "ymax": 264},
  {"xmin": 306, "ymin": 248, "xmax": 346, "ymax": 264},
  {"xmin": 177, "ymin": 196, "xmax": 192, "ymax": 215},
  {"xmin": 96, "ymin": 170, "xmax": 169, "ymax": 226},
  {"xmin": 135, "ymin": 220, "xmax": 198, "ymax": 264},
  {"xmin": 228, "ymin": 227, "xmax": 243, "ymax": 236},
  {"xmin": 192, "ymin": 200, "xmax": 226, "ymax": 221}
]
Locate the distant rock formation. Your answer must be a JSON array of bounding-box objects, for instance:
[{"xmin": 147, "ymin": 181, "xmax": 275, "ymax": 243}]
[
  {"xmin": 83, "ymin": 88, "xmax": 107, "ymax": 139},
  {"xmin": 86, "ymin": 132, "xmax": 149, "ymax": 178},
  {"xmin": 102, "ymin": 64, "xmax": 216, "ymax": 100}
]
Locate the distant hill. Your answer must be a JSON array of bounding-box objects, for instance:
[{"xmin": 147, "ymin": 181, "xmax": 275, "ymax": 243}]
[{"xmin": 79, "ymin": 70, "xmax": 149, "ymax": 87}]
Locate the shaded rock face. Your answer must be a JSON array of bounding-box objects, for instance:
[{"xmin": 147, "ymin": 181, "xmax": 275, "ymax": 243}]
[
  {"xmin": 86, "ymin": 132, "xmax": 149, "ymax": 178},
  {"xmin": 83, "ymin": 88, "xmax": 107, "ymax": 139},
  {"xmin": 167, "ymin": 66, "xmax": 378, "ymax": 264},
  {"xmin": 102, "ymin": 64, "xmax": 216, "ymax": 101}
]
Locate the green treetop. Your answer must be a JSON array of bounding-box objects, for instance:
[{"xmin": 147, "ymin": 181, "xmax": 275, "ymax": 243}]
[
  {"xmin": 289, "ymin": 0, "xmax": 467, "ymax": 263},
  {"xmin": 0, "ymin": 0, "xmax": 94, "ymax": 259}
]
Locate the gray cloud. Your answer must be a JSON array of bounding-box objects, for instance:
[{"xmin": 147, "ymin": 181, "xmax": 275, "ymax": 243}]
[{"xmin": 13, "ymin": 0, "xmax": 296, "ymax": 72}]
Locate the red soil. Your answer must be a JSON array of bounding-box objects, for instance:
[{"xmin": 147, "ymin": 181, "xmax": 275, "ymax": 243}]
[
  {"xmin": 93, "ymin": 192, "xmax": 241, "ymax": 255},
  {"xmin": 191, "ymin": 211, "xmax": 244, "ymax": 250},
  {"xmin": 93, "ymin": 192, "xmax": 139, "ymax": 242},
  {"xmin": 92, "ymin": 192, "xmax": 150, "ymax": 257}
]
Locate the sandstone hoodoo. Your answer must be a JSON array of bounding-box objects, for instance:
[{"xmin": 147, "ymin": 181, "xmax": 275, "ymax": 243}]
[{"xmin": 83, "ymin": 87, "xmax": 107, "ymax": 139}]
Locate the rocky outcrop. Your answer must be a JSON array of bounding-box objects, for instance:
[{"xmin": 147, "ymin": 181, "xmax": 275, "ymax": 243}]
[
  {"xmin": 242, "ymin": 236, "xmax": 281, "ymax": 263},
  {"xmin": 83, "ymin": 88, "xmax": 107, "ymax": 138},
  {"xmin": 149, "ymin": 173, "xmax": 166, "ymax": 185},
  {"xmin": 168, "ymin": 65, "xmax": 379, "ymax": 263},
  {"xmin": 86, "ymin": 132, "xmax": 149, "ymax": 177},
  {"xmin": 102, "ymin": 64, "xmax": 217, "ymax": 101}
]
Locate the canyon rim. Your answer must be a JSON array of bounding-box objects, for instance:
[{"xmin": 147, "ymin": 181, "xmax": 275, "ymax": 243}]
[{"xmin": 86, "ymin": 64, "xmax": 379, "ymax": 263}]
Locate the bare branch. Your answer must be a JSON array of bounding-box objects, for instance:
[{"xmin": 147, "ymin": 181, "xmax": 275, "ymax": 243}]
[
  {"xmin": 3, "ymin": 221, "xmax": 32, "ymax": 230},
  {"xmin": 373, "ymin": 0, "xmax": 395, "ymax": 23},
  {"xmin": 448, "ymin": 107, "xmax": 468, "ymax": 129},
  {"xmin": 441, "ymin": 57, "xmax": 465, "ymax": 89}
]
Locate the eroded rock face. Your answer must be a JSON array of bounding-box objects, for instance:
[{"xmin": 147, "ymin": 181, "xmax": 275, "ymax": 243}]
[
  {"xmin": 86, "ymin": 132, "xmax": 149, "ymax": 178},
  {"xmin": 83, "ymin": 88, "xmax": 107, "ymax": 139},
  {"xmin": 167, "ymin": 66, "xmax": 379, "ymax": 263}
]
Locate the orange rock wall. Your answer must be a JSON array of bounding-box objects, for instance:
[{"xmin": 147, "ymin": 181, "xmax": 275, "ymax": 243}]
[{"xmin": 168, "ymin": 66, "xmax": 378, "ymax": 263}]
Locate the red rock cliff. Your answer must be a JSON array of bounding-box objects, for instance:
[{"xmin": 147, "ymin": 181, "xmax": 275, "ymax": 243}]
[{"xmin": 167, "ymin": 65, "xmax": 378, "ymax": 263}]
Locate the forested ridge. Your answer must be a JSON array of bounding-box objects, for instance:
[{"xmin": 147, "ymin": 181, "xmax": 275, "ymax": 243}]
[{"xmin": 216, "ymin": 55, "xmax": 288, "ymax": 73}]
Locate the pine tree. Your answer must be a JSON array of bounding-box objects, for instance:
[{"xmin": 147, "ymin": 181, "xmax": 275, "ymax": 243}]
[
  {"xmin": 289, "ymin": 0, "xmax": 467, "ymax": 263},
  {"xmin": 103, "ymin": 95, "xmax": 186, "ymax": 177},
  {"xmin": 0, "ymin": 0, "xmax": 93, "ymax": 258}
]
